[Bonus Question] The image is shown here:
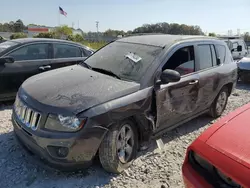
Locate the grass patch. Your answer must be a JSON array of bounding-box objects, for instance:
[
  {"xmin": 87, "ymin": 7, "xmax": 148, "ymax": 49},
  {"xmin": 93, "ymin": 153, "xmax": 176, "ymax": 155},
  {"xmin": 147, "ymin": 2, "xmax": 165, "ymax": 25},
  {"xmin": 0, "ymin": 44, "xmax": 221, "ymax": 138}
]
[{"xmin": 81, "ymin": 41, "xmax": 107, "ymax": 50}]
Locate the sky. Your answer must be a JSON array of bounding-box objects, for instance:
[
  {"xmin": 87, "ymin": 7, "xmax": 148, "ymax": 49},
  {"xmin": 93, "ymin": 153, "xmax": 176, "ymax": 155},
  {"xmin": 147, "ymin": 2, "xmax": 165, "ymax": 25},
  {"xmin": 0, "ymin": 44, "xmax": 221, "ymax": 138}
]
[{"xmin": 1, "ymin": 0, "xmax": 249, "ymax": 35}]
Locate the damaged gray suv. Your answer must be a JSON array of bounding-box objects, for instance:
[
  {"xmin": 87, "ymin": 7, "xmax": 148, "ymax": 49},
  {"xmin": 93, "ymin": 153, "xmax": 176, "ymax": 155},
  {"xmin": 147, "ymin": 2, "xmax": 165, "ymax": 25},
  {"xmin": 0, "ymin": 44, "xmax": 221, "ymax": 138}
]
[{"xmin": 12, "ymin": 34, "xmax": 237, "ymax": 173}]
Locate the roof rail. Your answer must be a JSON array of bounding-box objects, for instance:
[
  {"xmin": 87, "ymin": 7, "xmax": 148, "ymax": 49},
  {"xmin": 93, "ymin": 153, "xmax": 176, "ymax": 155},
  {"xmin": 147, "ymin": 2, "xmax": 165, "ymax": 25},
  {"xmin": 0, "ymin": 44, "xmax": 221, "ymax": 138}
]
[{"xmin": 124, "ymin": 33, "xmax": 166, "ymax": 37}]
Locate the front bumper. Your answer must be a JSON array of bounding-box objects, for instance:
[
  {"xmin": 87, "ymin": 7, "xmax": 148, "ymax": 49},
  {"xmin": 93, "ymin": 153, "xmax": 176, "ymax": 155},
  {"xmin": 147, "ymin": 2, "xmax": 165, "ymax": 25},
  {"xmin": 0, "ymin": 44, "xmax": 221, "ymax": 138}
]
[{"xmin": 12, "ymin": 113, "xmax": 108, "ymax": 170}]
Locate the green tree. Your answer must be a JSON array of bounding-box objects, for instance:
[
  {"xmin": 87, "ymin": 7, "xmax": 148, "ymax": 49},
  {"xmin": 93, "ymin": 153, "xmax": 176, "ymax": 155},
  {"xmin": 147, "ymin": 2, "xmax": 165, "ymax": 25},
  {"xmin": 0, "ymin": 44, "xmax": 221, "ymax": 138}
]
[
  {"xmin": 208, "ymin": 33, "xmax": 216, "ymax": 37},
  {"xmin": 33, "ymin": 32, "xmax": 56, "ymax": 38},
  {"xmin": 132, "ymin": 22, "xmax": 204, "ymax": 35},
  {"xmin": 14, "ymin": 19, "xmax": 24, "ymax": 32},
  {"xmin": 54, "ymin": 25, "xmax": 73, "ymax": 39},
  {"xmin": 104, "ymin": 29, "xmax": 125, "ymax": 37},
  {"xmin": 67, "ymin": 34, "xmax": 75, "ymax": 41},
  {"xmin": 244, "ymin": 32, "xmax": 250, "ymax": 41},
  {"xmin": 74, "ymin": 34, "xmax": 84, "ymax": 42},
  {"xmin": 10, "ymin": 32, "xmax": 27, "ymax": 39}
]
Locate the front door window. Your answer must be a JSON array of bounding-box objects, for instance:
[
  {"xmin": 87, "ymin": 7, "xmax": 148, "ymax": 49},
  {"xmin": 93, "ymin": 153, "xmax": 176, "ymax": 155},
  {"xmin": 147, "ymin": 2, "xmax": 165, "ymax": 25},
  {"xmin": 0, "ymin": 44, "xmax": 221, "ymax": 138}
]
[{"xmin": 7, "ymin": 43, "xmax": 49, "ymax": 61}]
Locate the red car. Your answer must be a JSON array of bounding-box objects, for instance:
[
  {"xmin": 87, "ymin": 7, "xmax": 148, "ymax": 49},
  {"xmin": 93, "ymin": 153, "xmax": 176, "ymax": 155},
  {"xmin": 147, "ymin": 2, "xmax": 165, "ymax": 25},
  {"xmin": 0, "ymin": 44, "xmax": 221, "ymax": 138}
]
[{"xmin": 182, "ymin": 103, "xmax": 250, "ymax": 188}]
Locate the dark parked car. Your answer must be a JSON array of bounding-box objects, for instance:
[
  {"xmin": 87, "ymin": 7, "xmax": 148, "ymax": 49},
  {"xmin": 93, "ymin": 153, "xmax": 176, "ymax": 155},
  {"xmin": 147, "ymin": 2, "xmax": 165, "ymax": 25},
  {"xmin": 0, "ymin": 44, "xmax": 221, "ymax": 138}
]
[
  {"xmin": 0, "ymin": 38, "xmax": 94, "ymax": 101},
  {"xmin": 12, "ymin": 34, "xmax": 237, "ymax": 173}
]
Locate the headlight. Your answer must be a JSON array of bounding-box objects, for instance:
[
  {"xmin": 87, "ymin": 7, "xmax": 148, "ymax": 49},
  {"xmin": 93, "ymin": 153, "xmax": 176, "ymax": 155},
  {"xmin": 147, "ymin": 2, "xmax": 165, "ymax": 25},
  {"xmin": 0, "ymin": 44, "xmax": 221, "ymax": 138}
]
[
  {"xmin": 215, "ymin": 168, "xmax": 241, "ymax": 187},
  {"xmin": 189, "ymin": 151, "xmax": 213, "ymax": 172},
  {"xmin": 190, "ymin": 151, "xmax": 242, "ymax": 187},
  {"xmin": 58, "ymin": 115, "xmax": 81, "ymax": 130},
  {"xmin": 45, "ymin": 114, "xmax": 86, "ymax": 132}
]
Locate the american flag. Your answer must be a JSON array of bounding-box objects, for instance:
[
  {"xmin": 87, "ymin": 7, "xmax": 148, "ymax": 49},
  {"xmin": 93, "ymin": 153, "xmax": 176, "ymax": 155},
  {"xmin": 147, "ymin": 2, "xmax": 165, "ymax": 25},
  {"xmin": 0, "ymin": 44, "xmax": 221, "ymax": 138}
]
[{"xmin": 59, "ymin": 6, "xmax": 67, "ymax": 16}]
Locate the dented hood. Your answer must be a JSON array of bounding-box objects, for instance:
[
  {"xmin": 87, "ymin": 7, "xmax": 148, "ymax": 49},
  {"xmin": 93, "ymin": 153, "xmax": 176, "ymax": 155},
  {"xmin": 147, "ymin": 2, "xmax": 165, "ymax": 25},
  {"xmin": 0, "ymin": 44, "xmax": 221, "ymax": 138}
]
[
  {"xmin": 206, "ymin": 107, "xmax": 250, "ymax": 169},
  {"xmin": 20, "ymin": 65, "xmax": 140, "ymax": 115}
]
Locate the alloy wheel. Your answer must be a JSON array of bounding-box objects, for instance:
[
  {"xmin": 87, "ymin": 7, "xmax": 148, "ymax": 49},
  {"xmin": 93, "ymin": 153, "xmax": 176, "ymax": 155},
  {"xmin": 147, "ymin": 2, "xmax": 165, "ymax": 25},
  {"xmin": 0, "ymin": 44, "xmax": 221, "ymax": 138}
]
[{"xmin": 117, "ymin": 124, "xmax": 134, "ymax": 163}]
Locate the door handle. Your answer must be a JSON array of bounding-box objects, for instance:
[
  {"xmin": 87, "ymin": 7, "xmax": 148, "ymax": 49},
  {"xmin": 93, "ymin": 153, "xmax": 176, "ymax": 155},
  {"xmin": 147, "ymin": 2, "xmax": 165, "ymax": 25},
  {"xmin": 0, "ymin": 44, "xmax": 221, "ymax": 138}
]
[
  {"xmin": 189, "ymin": 80, "xmax": 199, "ymax": 85},
  {"xmin": 39, "ymin": 65, "xmax": 51, "ymax": 71}
]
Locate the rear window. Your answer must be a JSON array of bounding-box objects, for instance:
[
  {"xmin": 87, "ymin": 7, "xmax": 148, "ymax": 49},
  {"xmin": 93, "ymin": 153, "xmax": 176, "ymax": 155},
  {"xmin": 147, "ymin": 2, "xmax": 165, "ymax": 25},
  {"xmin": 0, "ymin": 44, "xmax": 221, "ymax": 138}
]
[{"xmin": 215, "ymin": 45, "xmax": 226, "ymax": 63}]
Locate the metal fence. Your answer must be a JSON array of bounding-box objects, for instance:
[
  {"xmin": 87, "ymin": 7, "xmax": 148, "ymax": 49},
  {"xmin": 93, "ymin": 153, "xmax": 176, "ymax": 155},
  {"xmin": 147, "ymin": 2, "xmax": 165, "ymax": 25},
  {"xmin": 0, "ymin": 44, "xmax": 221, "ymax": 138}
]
[{"xmin": 84, "ymin": 36, "xmax": 117, "ymax": 43}]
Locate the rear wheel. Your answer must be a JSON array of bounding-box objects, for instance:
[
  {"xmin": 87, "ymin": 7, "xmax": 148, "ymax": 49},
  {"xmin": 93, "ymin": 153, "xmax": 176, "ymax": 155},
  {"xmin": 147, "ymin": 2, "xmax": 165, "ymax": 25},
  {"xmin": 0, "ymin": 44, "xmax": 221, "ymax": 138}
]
[
  {"xmin": 209, "ymin": 87, "xmax": 228, "ymax": 118},
  {"xmin": 99, "ymin": 119, "xmax": 138, "ymax": 173}
]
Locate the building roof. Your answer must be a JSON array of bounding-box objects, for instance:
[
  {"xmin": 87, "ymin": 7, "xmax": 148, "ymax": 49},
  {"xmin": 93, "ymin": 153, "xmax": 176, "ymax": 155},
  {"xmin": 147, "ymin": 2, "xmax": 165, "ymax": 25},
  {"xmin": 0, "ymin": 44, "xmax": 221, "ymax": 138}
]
[{"xmin": 117, "ymin": 34, "xmax": 216, "ymax": 47}]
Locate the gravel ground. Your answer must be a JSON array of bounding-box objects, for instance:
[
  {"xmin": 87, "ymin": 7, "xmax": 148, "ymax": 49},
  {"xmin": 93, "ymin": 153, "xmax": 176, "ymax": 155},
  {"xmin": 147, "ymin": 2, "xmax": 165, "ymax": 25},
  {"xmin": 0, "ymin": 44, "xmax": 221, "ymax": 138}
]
[{"xmin": 0, "ymin": 82, "xmax": 250, "ymax": 188}]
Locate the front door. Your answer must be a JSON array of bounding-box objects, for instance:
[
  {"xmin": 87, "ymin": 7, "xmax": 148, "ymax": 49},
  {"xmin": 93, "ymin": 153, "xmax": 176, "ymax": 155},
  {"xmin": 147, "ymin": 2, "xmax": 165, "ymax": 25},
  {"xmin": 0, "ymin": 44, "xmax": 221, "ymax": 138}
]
[
  {"xmin": 155, "ymin": 45, "xmax": 200, "ymax": 131},
  {"xmin": 0, "ymin": 43, "xmax": 51, "ymax": 100}
]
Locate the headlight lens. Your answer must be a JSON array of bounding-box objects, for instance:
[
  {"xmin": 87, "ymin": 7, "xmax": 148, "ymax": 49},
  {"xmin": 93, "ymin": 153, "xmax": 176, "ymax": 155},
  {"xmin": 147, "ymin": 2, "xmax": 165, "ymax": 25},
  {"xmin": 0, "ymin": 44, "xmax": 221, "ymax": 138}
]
[
  {"xmin": 215, "ymin": 169, "xmax": 241, "ymax": 187},
  {"xmin": 189, "ymin": 151, "xmax": 213, "ymax": 171},
  {"xmin": 58, "ymin": 115, "xmax": 81, "ymax": 130},
  {"xmin": 45, "ymin": 114, "xmax": 86, "ymax": 132},
  {"xmin": 190, "ymin": 151, "xmax": 242, "ymax": 187},
  {"xmin": 190, "ymin": 151, "xmax": 213, "ymax": 171}
]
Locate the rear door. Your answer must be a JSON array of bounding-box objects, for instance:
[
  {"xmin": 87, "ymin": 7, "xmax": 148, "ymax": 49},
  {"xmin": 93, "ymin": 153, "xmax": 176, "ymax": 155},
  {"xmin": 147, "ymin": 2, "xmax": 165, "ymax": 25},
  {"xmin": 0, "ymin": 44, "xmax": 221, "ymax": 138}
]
[
  {"xmin": 0, "ymin": 42, "xmax": 51, "ymax": 99},
  {"xmin": 194, "ymin": 43, "xmax": 219, "ymax": 112},
  {"xmin": 50, "ymin": 43, "xmax": 87, "ymax": 69}
]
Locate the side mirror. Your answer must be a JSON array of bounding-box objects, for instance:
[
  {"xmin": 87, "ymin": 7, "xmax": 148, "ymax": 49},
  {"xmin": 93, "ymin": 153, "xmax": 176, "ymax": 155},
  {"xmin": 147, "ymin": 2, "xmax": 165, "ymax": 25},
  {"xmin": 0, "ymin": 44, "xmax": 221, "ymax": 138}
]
[
  {"xmin": 237, "ymin": 45, "xmax": 242, "ymax": 52},
  {"xmin": 160, "ymin": 69, "xmax": 181, "ymax": 84},
  {"xmin": 0, "ymin": 56, "xmax": 15, "ymax": 65}
]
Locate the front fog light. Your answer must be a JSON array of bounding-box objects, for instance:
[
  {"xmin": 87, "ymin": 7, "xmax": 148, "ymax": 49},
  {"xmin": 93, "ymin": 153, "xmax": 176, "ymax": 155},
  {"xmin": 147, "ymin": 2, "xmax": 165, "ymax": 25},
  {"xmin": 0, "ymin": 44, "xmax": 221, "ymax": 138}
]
[{"xmin": 57, "ymin": 147, "xmax": 69, "ymax": 158}]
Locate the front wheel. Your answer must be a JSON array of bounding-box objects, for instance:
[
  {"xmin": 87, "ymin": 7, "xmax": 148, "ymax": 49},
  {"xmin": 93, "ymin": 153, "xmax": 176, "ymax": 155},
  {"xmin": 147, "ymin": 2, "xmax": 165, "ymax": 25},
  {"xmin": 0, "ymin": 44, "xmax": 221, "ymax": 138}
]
[
  {"xmin": 99, "ymin": 119, "xmax": 138, "ymax": 173},
  {"xmin": 209, "ymin": 87, "xmax": 229, "ymax": 118}
]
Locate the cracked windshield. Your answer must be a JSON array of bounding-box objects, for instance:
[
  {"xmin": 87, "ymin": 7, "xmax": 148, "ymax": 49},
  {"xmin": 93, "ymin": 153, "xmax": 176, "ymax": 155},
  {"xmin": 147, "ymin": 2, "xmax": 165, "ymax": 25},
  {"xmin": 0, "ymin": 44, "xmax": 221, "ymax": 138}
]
[{"xmin": 0, "ymin": 0, "xmax": 249, "ymax": 188}]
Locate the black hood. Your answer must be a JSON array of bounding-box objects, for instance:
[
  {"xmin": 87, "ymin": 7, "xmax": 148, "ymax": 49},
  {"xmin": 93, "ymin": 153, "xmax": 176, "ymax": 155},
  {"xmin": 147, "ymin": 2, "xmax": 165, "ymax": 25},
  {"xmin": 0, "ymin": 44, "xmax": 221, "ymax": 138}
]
[{"xmin": 20, "ymin": 65, "xmax": 140, "ymax": 115}]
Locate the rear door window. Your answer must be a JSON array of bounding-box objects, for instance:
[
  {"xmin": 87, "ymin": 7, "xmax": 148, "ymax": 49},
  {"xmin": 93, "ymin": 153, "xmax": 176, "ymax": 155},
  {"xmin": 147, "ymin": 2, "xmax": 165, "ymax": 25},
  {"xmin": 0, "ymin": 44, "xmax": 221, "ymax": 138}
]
[
  {"xmin": 215, "ymin": 45, "xmax": 226, "ymax": 64},
  {"xmin": 197, "ymin": 45, "xmax": 213, "ymax": 70},
  {"xmin": 53, "ymin": 43, "xmax": 82, "ymax": 58}
]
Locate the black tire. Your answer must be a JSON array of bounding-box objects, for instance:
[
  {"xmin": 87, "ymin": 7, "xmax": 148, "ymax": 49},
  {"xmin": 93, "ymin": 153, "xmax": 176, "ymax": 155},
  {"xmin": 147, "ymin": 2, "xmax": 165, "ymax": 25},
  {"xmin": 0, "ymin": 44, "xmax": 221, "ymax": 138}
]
[
  {"xmin": 99, "ymin": 119, "xmax": 138, "ymax": 173},
  {"xmin": 209, "ymin": 86, "xmax": 229, "ymax": 118}
]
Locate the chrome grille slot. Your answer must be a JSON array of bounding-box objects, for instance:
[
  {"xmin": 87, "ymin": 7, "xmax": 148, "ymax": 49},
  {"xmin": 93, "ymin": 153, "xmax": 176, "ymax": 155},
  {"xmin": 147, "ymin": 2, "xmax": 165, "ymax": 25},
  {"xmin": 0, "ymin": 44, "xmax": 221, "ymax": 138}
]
[{"xmin": 14, "ymin": 95, "xmax": 41, "ymax": 131}]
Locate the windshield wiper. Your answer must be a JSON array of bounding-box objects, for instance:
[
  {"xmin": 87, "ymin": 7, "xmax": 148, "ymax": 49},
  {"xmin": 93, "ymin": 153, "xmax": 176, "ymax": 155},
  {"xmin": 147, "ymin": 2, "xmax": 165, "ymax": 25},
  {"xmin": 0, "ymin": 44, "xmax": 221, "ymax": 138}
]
[
  {"xmin": 91, "ymin": 67, "xmax": 121, "ymax": 79},
  {"xmin": 80, "ymin": 61, "xmax": 92, "ymax": 69}
]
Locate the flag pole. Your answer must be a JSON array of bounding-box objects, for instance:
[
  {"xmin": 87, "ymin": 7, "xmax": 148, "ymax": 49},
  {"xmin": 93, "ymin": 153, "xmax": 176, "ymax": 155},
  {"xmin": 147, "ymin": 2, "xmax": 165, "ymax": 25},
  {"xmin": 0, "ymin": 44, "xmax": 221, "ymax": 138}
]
[{"xmin": 58, "ymin": 8, "xmax": 60, "ymax": 26}]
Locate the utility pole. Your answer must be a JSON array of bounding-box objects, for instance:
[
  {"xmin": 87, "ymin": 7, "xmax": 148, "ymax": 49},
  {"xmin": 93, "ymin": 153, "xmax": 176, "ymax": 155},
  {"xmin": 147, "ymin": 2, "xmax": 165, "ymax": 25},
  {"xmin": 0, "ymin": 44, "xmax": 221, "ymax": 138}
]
[
  {"xmin": 72, "ymin": 22, "xmax": 74, "ymax": 29},
  {"xmin": 96, "ymin": 21, "xmax": 99, "ymax": 33},
  {"xmin": 237, "ymin": 29, "xmax": 240, "ymax": 36},
  {"xmin": 78, "ymin": 20, "xmax": 79, "ymax": 29},
  {"xmin": 96, "ymin": 21, "xmax": 99, "ymax": 42}
]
